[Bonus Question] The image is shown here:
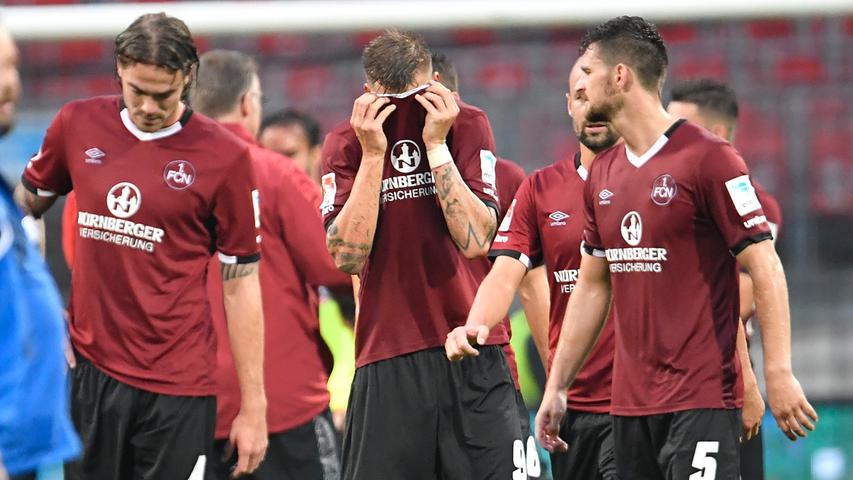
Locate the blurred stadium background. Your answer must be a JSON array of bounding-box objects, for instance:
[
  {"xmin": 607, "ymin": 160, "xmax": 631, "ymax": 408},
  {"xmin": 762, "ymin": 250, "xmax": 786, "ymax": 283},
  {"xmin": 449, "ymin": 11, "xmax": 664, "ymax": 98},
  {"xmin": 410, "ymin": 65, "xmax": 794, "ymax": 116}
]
[{"xmin": 1, "ymin": 1, "xmax": 851, "ymax": 479}]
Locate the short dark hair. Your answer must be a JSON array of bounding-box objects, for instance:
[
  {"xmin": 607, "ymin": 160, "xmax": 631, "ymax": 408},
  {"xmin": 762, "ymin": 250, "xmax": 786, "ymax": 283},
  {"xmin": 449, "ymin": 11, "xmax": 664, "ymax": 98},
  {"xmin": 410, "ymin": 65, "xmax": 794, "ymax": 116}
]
[
  {"xmin": 362, "ymin": 29, "xmax": 431, "ymax": 92},
  {"xmin": 260, "ymin": 109, "xmax": 322, "ymax": 147},
  {"xmin": 115, "ymin": 13, "xmax": 198, "ymax": 82},
  {"xmin": 579, "ymin": 16, "xmax": 668, "ymax": 93},
  {"xmin": 670, "ymin": 78, "xmax": 739, "ymax": 122},
  {"xmin": 191, "ymin": 50, "xmax": 258, "ymax": 119},
  {"xmin": 431, "ymin": 52, "xmax": 458, "ymax": 92}
]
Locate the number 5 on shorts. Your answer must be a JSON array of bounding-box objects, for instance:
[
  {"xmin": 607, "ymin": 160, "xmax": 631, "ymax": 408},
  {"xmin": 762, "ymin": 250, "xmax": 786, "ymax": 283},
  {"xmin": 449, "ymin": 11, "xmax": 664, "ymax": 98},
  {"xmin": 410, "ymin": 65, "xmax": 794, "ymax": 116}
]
[{"xmin": 688, "ymin": 441, "xmax": 720, "ymax": 480}]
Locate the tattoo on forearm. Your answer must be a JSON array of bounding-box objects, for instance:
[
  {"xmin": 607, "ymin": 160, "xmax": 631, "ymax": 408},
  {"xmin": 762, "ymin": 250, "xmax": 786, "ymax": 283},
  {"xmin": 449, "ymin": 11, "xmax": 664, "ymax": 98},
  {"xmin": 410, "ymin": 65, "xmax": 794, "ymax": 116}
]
[
  {"xmin": 326, "ymin": 222, "xmax": 373, "ymax": 273},
  {"xmin": 436, "ymin": 166, "xmax": 455, "ymax": 200},
  {"xmin": 221, "ymin": 261, "xmax": 258, "ymax": 281},
  {"xmin": 433, "ymin": 164, "xmax": 497, "ymax": 252}
]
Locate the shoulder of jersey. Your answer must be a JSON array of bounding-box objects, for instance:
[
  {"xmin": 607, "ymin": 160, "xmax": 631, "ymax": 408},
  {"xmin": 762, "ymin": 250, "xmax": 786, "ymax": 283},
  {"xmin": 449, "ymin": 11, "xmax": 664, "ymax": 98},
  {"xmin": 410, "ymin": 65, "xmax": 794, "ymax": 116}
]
[
  {"xmin": 189, "ymin": 112, "xmax": 252, "ymax": 155},
  {"xmin": 62, "ymin": 95, "xmax": 121, "ymax": 117},
  {"xmin": 456, "ymin": 99, "xmax": 488, "ymax": 121},
  {"xmin": 328, "ymin": 119, "xmax": 356, "ymax": 140},
  {"xmin": 530, "ymin": 156, "xmax": 574, "ymax": 185},
  {"xmin": 678, "ymin": 120, "xmax": 730, "ymax": 148}
]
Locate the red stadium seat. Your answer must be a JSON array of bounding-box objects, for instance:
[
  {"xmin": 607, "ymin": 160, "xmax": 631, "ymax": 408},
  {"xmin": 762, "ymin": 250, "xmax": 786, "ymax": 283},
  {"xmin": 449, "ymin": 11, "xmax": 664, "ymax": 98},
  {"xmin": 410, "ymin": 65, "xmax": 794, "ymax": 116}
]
[
  {"xmin": 746, "ymin": 19, "xmax": 794, "ymax": 39},
  {"xmin": 477, "ymin": 62, "xmax": 529, "ymax": 93},
  {"xmin": 775, "ymin": 55, "xmax": 826, "ymax": 84},
  {"xmin": 59, "ymin": 40, "xmax": 106, "ymax": 64},
  {"xmin": 658, "ymin": 24, "xmax": 698, "ymax": 44},
  {"xmin": 450, "ymin": 28, "xmax": 497, "ymax": 46},
  {"xmin": 674, "ymin": 55, "xmax": 728, "ymax": 80},
  {"xmin": 287, "ymin": 66, "xmax": 334, "ymax": 100}
]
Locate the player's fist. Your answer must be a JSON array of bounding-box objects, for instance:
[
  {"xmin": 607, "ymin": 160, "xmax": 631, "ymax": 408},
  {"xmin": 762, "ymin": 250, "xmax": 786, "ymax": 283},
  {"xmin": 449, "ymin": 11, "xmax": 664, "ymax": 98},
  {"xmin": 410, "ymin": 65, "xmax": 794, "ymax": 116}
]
[
  {"xmin": 350, "ymin": 90, "xmax": 396, "ymax": 158},
  {"xmin": 444, "ymin": 324, "xmax": 489, "ymax": 361},
  {"xmin": 415, "ymin": 80, "xmax": 459, "ymax": 150},
  {"xmin": 535, "ymin": 387, "xmax": 569, "ymax": 453},
  {"xmin": 765, "ymin": 370, "xmax": 817, "ymax": 441},
  {"xmin": 229, "ymin": 404, "xmax": 269, "ymax": 477},
  {"xmin": 741, "ymin": 382, "xmax": 764, "ymax": 441}
]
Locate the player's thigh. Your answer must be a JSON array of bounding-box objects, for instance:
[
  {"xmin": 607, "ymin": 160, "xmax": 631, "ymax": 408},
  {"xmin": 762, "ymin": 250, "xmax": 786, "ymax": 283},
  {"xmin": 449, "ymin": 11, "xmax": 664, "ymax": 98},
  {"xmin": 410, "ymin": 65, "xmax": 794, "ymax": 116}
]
[
  {"xmin": 64, "ymin": 359, "xmax": 135, "ymax": 480},
  {"xmin": 662, "ymin": 409, "xmax": 740, "ymax": 480},
  {"xmin": 131, "ymin": 393, "xmax": 216, "ymax": 480},
  {"xmin": 255, "ymin": 410, "xmax": 341, "ymax": 480},
  {"xmin": 444, "ymin": 345, "xmax": 524, "ymax": 480},
  {"xmin": 342, "ymin": 353, "xmax": 439, "ymax": 480},
  {"xmin": 551, "ymin": 411, "xmax": 614, "ymax": 480},
  {"xmin": 612, "ymin": 415, "xmax": 665, "ymax": 480}
]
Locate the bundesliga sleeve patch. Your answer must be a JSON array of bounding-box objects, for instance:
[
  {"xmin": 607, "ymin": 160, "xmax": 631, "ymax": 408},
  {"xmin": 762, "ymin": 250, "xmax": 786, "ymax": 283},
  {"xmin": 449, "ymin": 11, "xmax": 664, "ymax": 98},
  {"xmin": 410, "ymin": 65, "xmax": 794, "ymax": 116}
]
[
  {"xmin": 724, "ymin": 175, "xmax": 762, "ymax": 216},
  {"xmin": 480, "ymin": 150, "xmax": 497, "ymax": 189},
  {"xmin": 320, "ymin": 173, "xmax": 336, "ymax": 216}
]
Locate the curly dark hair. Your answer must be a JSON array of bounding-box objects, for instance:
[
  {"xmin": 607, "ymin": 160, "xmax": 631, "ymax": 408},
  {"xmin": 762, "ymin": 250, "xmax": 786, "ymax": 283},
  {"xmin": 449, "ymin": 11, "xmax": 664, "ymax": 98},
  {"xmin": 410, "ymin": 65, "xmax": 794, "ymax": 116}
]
[{"xmin": 579, "ymin": 16, "xmax": 668, "ymax": 93}]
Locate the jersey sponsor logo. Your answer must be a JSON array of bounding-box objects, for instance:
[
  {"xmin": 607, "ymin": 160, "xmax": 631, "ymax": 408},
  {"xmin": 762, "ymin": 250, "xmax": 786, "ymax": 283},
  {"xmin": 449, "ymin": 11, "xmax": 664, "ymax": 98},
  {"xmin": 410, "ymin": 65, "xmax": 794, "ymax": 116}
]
[
  {"xmin": 598, "ymin": 188, "xmax": 614, "ymax": 205},
  {"xmin": 498, "ymin": 199, "xmax": 516, "ymax": 232},
  {"xmin": 84, "ymin": 147, "xmax": 105, "ymax": 164},
  {"xmin": 605, "ymin": 247, "xmax": 669, "ymax": 274},
  {"xmin": 725, "ymin": 175, "xmax": 762, "ymax": 216},
  {"xmin": 390, "ymin": 140, "xmax": 421, "ymax": 174},
  {"xmin": 480, "ymin": 150, "xmax": 497, "ymax": 189},
  {"xmin": 743, "ymin": 214, "xmax": 767, "ymax": 229},
  {"xmin": 620, "ymin": 211, "xmax": 642, "ymax": 246},
  {"xmin": 553, "ymin": 268, "xmax": 579, "ymax": 293},
  {"xmin": 163, "ymin": 160, "xmax": 196, "ymax": 190},
  {"xmin": 106, "ymin": 182, "xmax": 142, "ymax": 219},
  {"xmin": 651, "ymin": 174, "xmax": 677, "ymax": 206},
  {"xmin": 380, "ymin": 171, "xmax": 436, "ymax": 204},
  {"xmin": 548, "ymin": 210, "xmax": 569, "ymax": 226},
  {"xmin": 320, "ymin": 173, "xmax": 337, "ymax": 215}
]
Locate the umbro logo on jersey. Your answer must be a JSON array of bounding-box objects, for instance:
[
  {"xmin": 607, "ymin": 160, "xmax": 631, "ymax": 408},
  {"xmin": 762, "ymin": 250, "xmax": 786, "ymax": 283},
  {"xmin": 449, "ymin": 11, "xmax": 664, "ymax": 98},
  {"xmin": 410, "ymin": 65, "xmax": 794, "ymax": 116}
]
[
  {"xmin": 85, "ymin": 147, "xmax": 105, "ymax": 164},
  {"xmin": 163, "ymin": 160, "xmax": 196, "ymax": 190},
  {"xmin": 598, "ymin": 189, "xmax": 614, "ymax": 205},
  {"xmin": 390, "ymin": 140, "xmax": 421, "ymax": 174},
  {"xmin": 549, "ymin": 211, "xmax": 569, "ymax": 226}
]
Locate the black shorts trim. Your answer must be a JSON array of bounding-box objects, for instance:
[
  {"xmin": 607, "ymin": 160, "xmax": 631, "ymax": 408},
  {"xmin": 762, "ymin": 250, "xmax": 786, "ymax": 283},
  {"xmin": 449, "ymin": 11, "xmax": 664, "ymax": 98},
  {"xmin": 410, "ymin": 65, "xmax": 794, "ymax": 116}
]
[{"xmin": 730, "ymin": 232, "xmax": 773, "ymax": 256}]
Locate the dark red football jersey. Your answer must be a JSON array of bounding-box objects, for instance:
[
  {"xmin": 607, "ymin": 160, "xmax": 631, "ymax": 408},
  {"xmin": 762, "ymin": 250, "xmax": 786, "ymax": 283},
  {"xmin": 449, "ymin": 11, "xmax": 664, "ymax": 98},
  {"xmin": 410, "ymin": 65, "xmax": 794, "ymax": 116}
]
[
  {"xmin": 467, "ymin": 157, "xmax": 526, "ymax": 389},
  {"xmin": 754, "ymin": 182, "xmax": 782, "ymax": 241},
  {"xmin": 207, "ymin": 124, "xmax": 347, "ymax": 437},
  {"xmin": 491, "ymin": 153, "xmax": 614, "ymax": 413},
  {"xmin": 582, "ymin": 120, "xmax": 772, "ymax": 416},
  {"xmin": 22, "ymin": 96, "xmax": 260, "ymax": 396},
  {"xmin": 321, "ymin": 92, "xmax": 508, "ymax": 367}
]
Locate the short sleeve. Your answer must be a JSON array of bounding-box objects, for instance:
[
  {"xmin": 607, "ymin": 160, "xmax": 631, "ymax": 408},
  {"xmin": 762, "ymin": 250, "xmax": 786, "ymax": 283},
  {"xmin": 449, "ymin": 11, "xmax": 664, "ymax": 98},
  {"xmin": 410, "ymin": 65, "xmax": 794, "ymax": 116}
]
[
  {"xmin": 489, "ymin": 176, "xmax": 542, "ymax": 269},
  {"xmin": 214, "ymin": 147, "xmax": 261, "ymax": 264},
  {"xmin": 21, "ymin": 106, "xmax": 73, "ymax": 197},
  {"xmin": 448, "ymin": 111, "xmax": 500, "ymax": 215},
  {"xmin": 698, "ymin": 143, "xmax": 772, "ymax": 255},
  {"xmin": 320, "ymin": 130, "xmax": 360, "ymax": 230},
  {"xmin": 496, "ymin": 158, "xmax": 526, "ymax": 216},
  {"xmin": 582, "ymin": 167, "xmax": 605, "ymax": 257}
]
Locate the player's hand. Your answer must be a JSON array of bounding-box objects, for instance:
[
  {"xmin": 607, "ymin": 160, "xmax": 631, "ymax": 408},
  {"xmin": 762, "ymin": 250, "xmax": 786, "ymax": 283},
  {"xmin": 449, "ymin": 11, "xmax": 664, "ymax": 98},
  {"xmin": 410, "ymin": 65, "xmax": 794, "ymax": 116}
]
[
  {"xmin": 765, "ymin": 370, "xmax": 817, "ymax": 441},
  {"xmin": 229, "ymin": 403, "xmax": 269, "ymax": 477},
  {"xmin": 350, "ymin": 90, "xmax": 397, "ymax": 158},
  {"xmin": 63, "ymin": 310, "xmax": 76, "ymax": 369},
  {"xmin": 444, "ymin": 324, "xmax": 489, "ymax": 361},
  {"xmin": 415, "ymin": 80, "xmax": 460, "ymax": 150},
  {"xmin": 535, "ymin": 387, "xmax": 568, "ymax": 453},
  {"xmin": 741, "ymin": 381, "xmax": 764, "ymax": 442}
]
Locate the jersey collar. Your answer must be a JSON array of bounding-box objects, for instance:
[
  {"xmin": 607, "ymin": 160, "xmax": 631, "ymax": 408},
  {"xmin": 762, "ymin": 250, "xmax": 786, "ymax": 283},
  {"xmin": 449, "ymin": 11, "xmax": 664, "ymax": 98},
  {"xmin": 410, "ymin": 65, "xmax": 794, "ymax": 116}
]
[
  {"xmin": 376, "ymin": 83, "xmax": 430, "ymax": 99},
  {"xmin": 119, "ymin": 99, "xmax": 193, "ymax": 142},
  {"xmin": 574, "ymin": 151, "xmax": 588, "ymax": 182},
  {"xmin": 625, "ymin": 119, "xmax": 686, "ymax": 168}
]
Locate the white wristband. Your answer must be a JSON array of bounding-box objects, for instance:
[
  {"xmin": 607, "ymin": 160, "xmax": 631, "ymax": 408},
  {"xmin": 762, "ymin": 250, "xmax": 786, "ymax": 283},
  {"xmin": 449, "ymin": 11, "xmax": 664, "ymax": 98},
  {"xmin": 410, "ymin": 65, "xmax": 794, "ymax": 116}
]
[{"xmin": 427, "ymin": 143, "xmax": 453, "ymax": 169}]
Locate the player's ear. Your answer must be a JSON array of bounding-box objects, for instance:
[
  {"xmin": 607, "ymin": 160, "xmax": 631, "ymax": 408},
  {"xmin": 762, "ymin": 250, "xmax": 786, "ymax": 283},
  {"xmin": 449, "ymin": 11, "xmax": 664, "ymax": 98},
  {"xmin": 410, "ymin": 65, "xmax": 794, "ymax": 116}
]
[
  {"xmin": 363, "ymin": 83, "xmax": 371, "ymax": 94},
  {"xmin": 614, "ymin": 63, "xmax": 631, "ymax": 91},
  {"xmin": 433, "ymin": 71, "xmax": 441, "ymax": 82}
]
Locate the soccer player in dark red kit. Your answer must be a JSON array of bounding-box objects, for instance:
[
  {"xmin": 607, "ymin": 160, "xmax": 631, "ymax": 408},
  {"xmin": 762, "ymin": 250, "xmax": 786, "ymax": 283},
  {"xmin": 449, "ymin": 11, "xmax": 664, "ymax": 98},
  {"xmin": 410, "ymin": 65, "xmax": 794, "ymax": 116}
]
[
  {"xmin": 536, "ymin": 16, "xmax": 817, "ymax": 479},
  {"xmin": 16, "ymin": 14, "xmax": 267, "ymax": 479},
  {"xmin": 668, "ymin": 77, "xmax": 785, "ymax": 480},
  {"xmin": 192, "ymin": 50, "xmax": 346, "ymax": 480},
  {"xmin": 321, "ymin": 30, "xmax": 522, "ymax": 479},
  {"xmin": 447, "ymin": 59, "xmax": 620, "ymax": 480}
]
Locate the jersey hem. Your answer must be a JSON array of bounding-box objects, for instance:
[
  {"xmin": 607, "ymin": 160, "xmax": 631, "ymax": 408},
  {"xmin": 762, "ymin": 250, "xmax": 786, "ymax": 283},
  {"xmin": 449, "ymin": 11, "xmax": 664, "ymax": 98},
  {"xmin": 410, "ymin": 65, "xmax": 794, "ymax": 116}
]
[
  {"xmin": 355, "ymin": 335, "xmax": 510, "ymax": 368},
  {"xmin": 610, "ymin": 399, "xmax": 743, "ymax": 416}
]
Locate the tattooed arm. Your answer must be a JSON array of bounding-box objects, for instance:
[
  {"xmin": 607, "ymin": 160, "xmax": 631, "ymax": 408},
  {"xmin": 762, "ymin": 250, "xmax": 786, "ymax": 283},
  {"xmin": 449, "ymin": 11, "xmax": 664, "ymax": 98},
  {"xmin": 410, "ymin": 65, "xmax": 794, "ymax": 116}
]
[
  {"xmin": 221, "ymin": 260, "xmax": 268, "ymax": 475},
  {"xmin": 415, "ymin": 81, "xmax": 497, "ymax": 258},
  {"xmin": 326, "ymin": 92, "xmax": 396, "ymax": 274}
]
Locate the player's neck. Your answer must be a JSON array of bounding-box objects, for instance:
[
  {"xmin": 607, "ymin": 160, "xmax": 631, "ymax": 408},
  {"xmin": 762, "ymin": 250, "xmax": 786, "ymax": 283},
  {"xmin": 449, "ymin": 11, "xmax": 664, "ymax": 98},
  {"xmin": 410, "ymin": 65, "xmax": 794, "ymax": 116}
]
[{"xmin": 614, "ymin": 96, "xmax": 675, "ymax": 157}]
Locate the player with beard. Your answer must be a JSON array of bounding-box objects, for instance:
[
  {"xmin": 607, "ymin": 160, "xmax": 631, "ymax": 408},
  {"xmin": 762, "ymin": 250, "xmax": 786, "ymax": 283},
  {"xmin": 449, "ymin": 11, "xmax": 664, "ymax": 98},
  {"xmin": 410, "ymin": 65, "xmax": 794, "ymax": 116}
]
[
  {"xmin": 17, "ymin": 14, "xmax": 268, "ymax": 479},
  {"xmin": 321, "ymin": 30, "xmax": 522, "ymax": 480},
  {"xmin": 447, "ymin": 59, "xmax": 620, "ymax": 480},
  {"xmin": 668, "ymin": 77, "xmax": 785, "ymax": 480},
  {"xmin": 0, "ymin": 23, "xmax": 80, "ymax": 480},
  {"xmin": 536, "ymin": 16, "xmax": 816, "ymax": 479}
]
